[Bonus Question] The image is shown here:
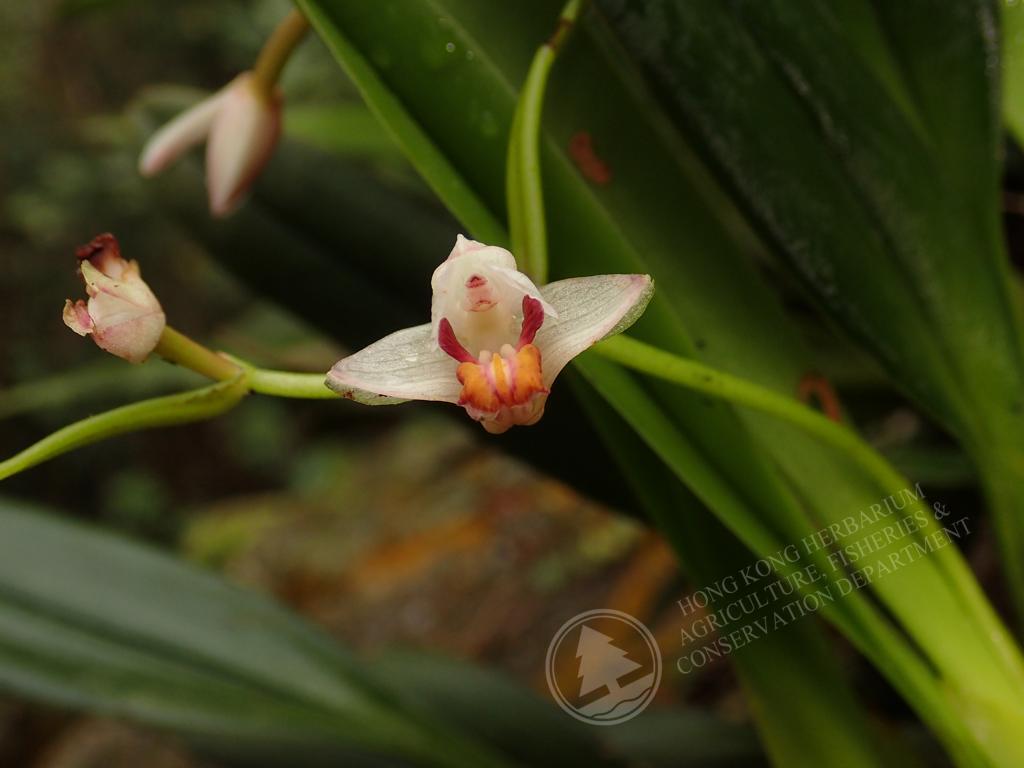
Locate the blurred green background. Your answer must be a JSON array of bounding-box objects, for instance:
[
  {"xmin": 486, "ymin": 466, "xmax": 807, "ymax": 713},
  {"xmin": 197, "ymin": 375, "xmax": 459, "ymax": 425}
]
[
  {"xmin": 4, "ymin": 1, "xmax": 1024, "ymax": 766},
  {"xmin": 0, "ymin": 2, "xmax": 724, "ymax": 765}
]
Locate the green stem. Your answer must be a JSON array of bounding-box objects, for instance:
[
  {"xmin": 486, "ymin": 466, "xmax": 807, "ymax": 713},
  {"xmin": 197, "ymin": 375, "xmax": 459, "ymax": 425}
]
[
  {"xmin": 506, "ymin": 0, "xmax": 587, "ymax": 283},
  {"xmin": 247, "ymin": 368, "xmax": 337, "ymax": 399},
  {"xmin": 0, "ymin": 327, "xmax": 340, "ymax": 481},
  {"xmin": 251, "ymin": 9, "xmax": 310, "ymax": 96},
  {"xmin": 0, "ymin": 377, "xmax": 248, "ymax": 482},
  {"xmin": 157, "ymin": 329, "xmax": 337, "ymax": 400},
  {"xmin": 596, "ymin": 335, "xmax": 904, "ymax": 486},
  {"xmin": 155, "ymin": 326, "xmax": 242, "ymax": 382}
]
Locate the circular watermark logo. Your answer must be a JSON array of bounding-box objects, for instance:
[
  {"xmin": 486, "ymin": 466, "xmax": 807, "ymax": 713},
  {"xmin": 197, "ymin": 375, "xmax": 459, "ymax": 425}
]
[{"xmin": 545, "ymin": 609, "xmax": 661, "ymax": 726}]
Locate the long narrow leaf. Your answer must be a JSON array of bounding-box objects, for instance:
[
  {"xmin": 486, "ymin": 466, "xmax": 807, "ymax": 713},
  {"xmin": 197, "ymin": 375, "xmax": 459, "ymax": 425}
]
[{"xmin": 0, "ymin": 500, "xmax": 516, "ymax": 767}]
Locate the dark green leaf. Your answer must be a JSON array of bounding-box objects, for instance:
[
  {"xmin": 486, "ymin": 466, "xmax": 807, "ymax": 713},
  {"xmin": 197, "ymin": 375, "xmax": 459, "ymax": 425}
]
[
  {"xmin": 0, "ymin": 499, "xmax": 513, "ymax": 768},
  {"xmin": 594, "ymin": 0, "xmax": 1024, "ymax": 609}
]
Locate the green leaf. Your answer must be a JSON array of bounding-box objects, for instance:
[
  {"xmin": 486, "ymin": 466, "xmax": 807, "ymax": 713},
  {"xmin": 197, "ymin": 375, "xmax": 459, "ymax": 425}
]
[
  {"xmin": 271, "ymin": 2, "xmax": 1024, "ymax": 764},
  {"xmin": 374, "ymin": 650, "xmax": 622, "ymax": 768},
  {"xmin": 569, "ymin": 373, "xmax": 888, "ymax": 768},
  {"xmin": 571, "ymin": 356, "xmax": 1004, "ymax": 767},
  {"xmin": 379, "ymin": 647, "xmax": 767, "ymax": 768},
  {"xmin": 0, "ymin": 500, "xmax": 514, "ymax": 768},
  {"xmin": 603, "ymin": 709, "xmax": 766, "ymax": 768},
  {"xmin": 285, "ymin": 102, "xmax": 408, "ymax": 162},
  {"xmin": 1007, "ymin": 0, "xmax": 1024, "ymax": 141},
  {"xmin": 595, "ymin": 0, "xmax": 1024, "ymax": 612},
  {"xmin": 294, "ymin": 0, "xmax": 508, "ymax": 245}
]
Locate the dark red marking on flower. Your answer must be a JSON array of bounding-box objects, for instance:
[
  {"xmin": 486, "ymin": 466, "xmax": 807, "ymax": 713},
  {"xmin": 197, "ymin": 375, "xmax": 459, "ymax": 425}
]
[
  {"xmin": 569, "ymin": 132, "xmax": 612, "ymax": 185},
  {"xmin": 465, "ymin": 274, "xmax": 487, "ymax": 289},
  {"xmin": 75, "ymin": 233, "xmax": 120, "ymax": 262},
  {"xmin": 517, "ymin": 296, "xmax": 545, "ymax": 349},
  {"xmin": 439, "ymin": 318, "xmax": 476, "ymax": 363},
  {"xmin": 798, "ymin": 373, "xmax": 842, "ymax": 423}
]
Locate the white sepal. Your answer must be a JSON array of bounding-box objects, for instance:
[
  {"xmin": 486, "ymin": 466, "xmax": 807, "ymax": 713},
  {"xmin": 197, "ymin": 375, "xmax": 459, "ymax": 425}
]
[
  {"xmin": 138, "ymin": 88, "xmax": 228, "ymax": 177},
  {"xmin": 325, "ymin": 324, "xmax": 461, "ymax": 405},
  {"xmin": 206, "ymin": 74, "xmax": 282, "ymax": 218},
  {"xmin": 537, "ymin": 274, "xmax": 654, "ymax": 386}
]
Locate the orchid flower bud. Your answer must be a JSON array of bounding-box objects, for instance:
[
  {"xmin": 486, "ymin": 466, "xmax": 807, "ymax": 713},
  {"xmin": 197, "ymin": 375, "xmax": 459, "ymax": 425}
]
[
  {"xmin": 139, "ymin": 73, "xmax": 282, "ymax": 218},
  {"xmin": 62, "ymin": 234, "xmax": 166, "ymax": 364},
  {"xmin": 327, "ymin": 235, "xmax": 654, "ymax": 434}
]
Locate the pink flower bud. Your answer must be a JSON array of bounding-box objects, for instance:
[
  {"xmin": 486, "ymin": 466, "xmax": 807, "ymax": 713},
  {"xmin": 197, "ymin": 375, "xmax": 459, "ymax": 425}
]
[
  {"xmin": 138, "ymin": 73, "xmax": 282, "ymax": 218},
  {"xmin": 62, "ymin": 234, "xmax": 166, "ymax": 364}
]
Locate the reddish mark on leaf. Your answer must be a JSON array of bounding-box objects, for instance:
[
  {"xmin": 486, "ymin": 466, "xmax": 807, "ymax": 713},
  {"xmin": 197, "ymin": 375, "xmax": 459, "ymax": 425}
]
[
  {"xmin": 798, "ymin": 373, "xmax": 843, "ymax": 423},
  {"xmin": 569, "ymin": 131, "xmax": 612, "ymax": 185},
  {"xmin": 547, "ymin": 17, "xmax": 574, "ymax": 52}
]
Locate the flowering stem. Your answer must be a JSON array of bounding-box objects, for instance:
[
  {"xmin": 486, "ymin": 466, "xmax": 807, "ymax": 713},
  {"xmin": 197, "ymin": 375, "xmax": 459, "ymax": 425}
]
[
  {"xmin": 0, "ymin": 328, "xmax": 339, "ymax": 480},
  {"xmin": 0, "ymin": 377, "xmax": 248, "ymax": 482},
  {"xmin": 155, "ymin": 326, "xmax": 242, "ymax": 382},
  {"xmin": 506, "ymin": 0, "xmax": 587, "ymax": 284},
  {"xmin": 595, "ymin": 334, "xmax": 901, "ymax": 486},
  {"xmin": 157, "ymin": 327, "xmax": 336, "ymax": 399},
  {"xmin": 251, "ymin": 9, "xmax": 310, "ymax": 96},
  {"xmin": 247, "ymin": 368, "xmax": 336, "ymax": 399}
]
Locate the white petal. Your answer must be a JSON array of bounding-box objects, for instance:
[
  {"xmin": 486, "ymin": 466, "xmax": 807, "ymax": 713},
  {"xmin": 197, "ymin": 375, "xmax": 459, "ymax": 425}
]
[
  {"xmin": 429, "ymin": 253, "xmax": 554, "ymax": 352},
  {"xmin": 489, "ymin": 266, "xmax": 557, "ymax": 317},
  {"xmin": 325, "ymin": 324, "xmax": 462, "ymax": 405},
  {"xmin": 536, "ymin": 274, "xmax": 654, "ymax": 387},
  {"xmin": 206, "ymin": 74, "xmax": 282, "ymax": 217},
  {"xmin": 138, "ymin": 89, "xmax": 227, "ymax": 176}
]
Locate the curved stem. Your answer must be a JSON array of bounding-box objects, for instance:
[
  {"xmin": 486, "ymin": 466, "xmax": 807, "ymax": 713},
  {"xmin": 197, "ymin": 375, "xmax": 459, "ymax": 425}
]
[
  {"xmin": 506, "ymin": 0, "xmax": 587, "ymax": 283},
  {"xmin": 597, "ymin": 335, "xmax": 902, "ymax": 485},
  {"xmin": 0, "ymin": 325, "xmax": 339, "ymax": 481},
  {"xmin": 155, "ymin": 326, "xmax": 242, "ymax": 382},
  {"xmin": 251, "ymin": 9, "xmax": 310, "ymax": 96},
  {"xmin": 0, "ymin": 377, "xmax": 248, "ymax": 482},
  {"xmin": 157, "ymin": 328, "xmax": 338, "ymax": 400}
]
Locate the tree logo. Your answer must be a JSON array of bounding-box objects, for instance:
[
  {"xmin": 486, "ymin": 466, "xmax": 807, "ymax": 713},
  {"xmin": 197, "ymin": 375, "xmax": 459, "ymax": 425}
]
[{"xmin": 545, "ymin": 609, "xmax": 661, "ymax": 725}]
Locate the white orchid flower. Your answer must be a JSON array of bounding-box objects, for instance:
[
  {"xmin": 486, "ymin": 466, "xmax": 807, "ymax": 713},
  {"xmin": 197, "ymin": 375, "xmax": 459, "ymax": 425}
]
[
  {"xmin": 326, "ymin": 236, "xmax": 654, "ymax": 434},
  {"xmin": 138, "ymin": 73, "xmax": 282, "ymax": 218}
]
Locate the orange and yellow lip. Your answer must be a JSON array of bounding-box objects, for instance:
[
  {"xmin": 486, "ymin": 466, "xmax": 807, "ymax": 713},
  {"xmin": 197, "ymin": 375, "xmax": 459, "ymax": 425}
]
[
  {"xmin": 437, "ymin": 295, "xmax": 550, "ymax": 431},
  {"xmin": 456, "ymin": 343, "xmax": 549, "ymax": 415}
]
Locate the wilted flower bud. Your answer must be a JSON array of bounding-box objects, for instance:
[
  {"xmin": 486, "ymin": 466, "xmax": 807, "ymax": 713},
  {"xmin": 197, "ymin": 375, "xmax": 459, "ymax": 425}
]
[
  {"xmin": 139, "ymin": 73, "xmax": 282, "ymax": 218},
  {"xmin": 62, "ymin": 234, "xmax": 166, "ymax": 363}
]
